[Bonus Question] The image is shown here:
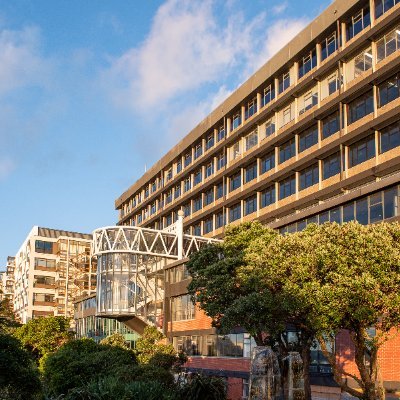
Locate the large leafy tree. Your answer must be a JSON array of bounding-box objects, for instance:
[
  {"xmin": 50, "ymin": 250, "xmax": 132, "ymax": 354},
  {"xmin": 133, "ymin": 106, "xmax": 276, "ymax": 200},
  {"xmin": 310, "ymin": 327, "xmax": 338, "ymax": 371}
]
[
  {"xmin": 14, "ymin": 315, "xmax": 73, "ymax": 359},
  {"xmin": 244, "ymin": 221, "xmax": 400, "ymax": 400}
]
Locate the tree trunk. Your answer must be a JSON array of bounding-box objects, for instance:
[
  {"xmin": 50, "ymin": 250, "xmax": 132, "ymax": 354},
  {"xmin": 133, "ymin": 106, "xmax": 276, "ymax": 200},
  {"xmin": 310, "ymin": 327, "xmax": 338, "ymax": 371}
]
[{"xmin": 301, "ymin": 344, "xmax": 312, "ymax": 400}]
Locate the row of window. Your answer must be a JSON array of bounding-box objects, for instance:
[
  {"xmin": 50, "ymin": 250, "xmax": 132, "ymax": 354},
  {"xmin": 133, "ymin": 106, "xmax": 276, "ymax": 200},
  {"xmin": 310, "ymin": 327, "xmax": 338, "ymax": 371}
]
[
  {"xmin": 127, "ymin": 119, "xmax": 400, "ymax": 230},
  {"xmin": 279, "ymin": 185, "xmax": 399, "ymax": 234},
  {"xmin": 171, "ymin": 294, "xmax": 195, "ymax": 321},
  {"xmin": 34, "ymin": 258, "xmax": 56, "ymax": 269},
  {"xmin": 35, "ymin": 240, "xmax": 53, "ymax": 254},
  {"xmin": 121, "ymin": 0, "xmax": 399, "ymax": 219}
]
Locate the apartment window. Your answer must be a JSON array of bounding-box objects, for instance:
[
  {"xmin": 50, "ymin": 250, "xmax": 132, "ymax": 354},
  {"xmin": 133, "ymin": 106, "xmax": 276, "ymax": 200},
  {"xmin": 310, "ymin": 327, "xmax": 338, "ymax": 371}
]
[
  {"xmin": 204, "ymin": 188, "xmax": 214, "ymax": 206},
  {"xmin": 321, "ymin": 32, "xmax": 338, "ymax": 61},
  {"xmin": 166, "ymin": 168, "xmax": 173, "ymax": 182},
  {"xmin": 282, "ymin": 105, "xmax": 293, "ymax": 125},
  {"xmin": 184, "ymin": 177, "xmax": 191, "ymax": 192},
  {"xmin": 152, "ymin": 181, "xmax": 157, "ymax": 193},
  {"xmin": 217, "ymin": 126, "xmax": 225, "ymax": 141},
  {"xmin": 171, "ymin": 294, "xmax": 195, "ymax": 321},
  {"xmin": 165, "ymin": 214, "xmax": 173, "ymax": 227},
  {"xmin": 380, "ymin": 121, "xmax": 400, "ymax": 153},
  {"xmin": 183, "ymin": 203, "xmax": 191, "ymax": 217},
  {"xmin": 217, "ymin": 152, "xmax": 226, "ymax": 170},
  {"xmin": 298, "ymin": 49, "xmax": 317, "ymax": 79},
  {"xmin": 300, "ymin": 90, "xmax": 318, "ymax": 114},
  {"xmin": 204, "ymin": 217, "xmax": 213, "ymax": 234},
  {"xmin": 265, "ymin": 117, "xmax": 275, "ymax": 138},
  {"xmin": 176, "ymin": 160, "xmax": 182, "ymax": 174},
  {"xmin": 231, "ymin": 141, "xmax": 242, "ymax": 160},
  {"xmin": 168, "ymin": 265, "xmax": 190, "ymax": 283},
  {"xmin": 348, "ymin": 91, "xmax": 374, "ymax": 124},
  {"xmin": 244, "ymin": 195, "xmax": 257, "ymax": 215},
  {"xmin": 278, "ymin": 71, "xmax": 290, "ymax": 93},
  {"xmin": 34, "ymin": 258, "xmax": 56, "ymax": 269},
  {"xmin": 346, "ymin": 7, "xmax": 370, "ymax": 41},
  {"xmin": 300, "ymin": 164, "xmax": 319, "ymax": 190},
  {"xmin": 262, "ymin": 84, "xmax": 275, "ymax": 107},
  {"xmin": 378, "ymin": 73, "xmax": 400, "ymax": 107},
  {"xmin": 193, "ymin": 196, "xmax": 202, "ymax": 212},
  {"xmin": 328, "ymin": 72, "xmax": 340, "ymax": 95},
  {"xmin": 232, "ymin": 113, "xmax": 241, "ymax": 129},
  {"xmin": 216, "ymin": 211, "xmax": 225, "ymax": 228},
  {"xmin": 245, "ymin": 163, "xmax": 257, "ymax": 183},
  {"xmin": 323, "ymin": 152, "xmax": 341, "ymax": 180},
  {"xmin": 245, "ymin": 130, "xmax": 258, "ymax": 151},
  {"xmin": 349, "ymin": 134, "xmax": 375, "ymax": 167},
  {"xmin": 174, "ymin": 184, "xmax": 181, "ymax": 199},
  {"xmin": 173, "ymin": 336, "xmax": 202, "ymax": 356},
  {"xmin": 299, "ymin": 125, "xmax": 318, "ymax": 152},
  {"xmin": 35, "ymin": 240, "xmax": 53, "ymax": 254},
  {"xmin": 205, "ymin": 162, "xmax": 214, "ymax": 178},
  {"xmin": 375, "ymin": 0, "xmax": 400, "ymax": 18},
  {"xmin": 377, "ymin": 27, "xmax": 400, "ymax": 62},
  {"xmin": 216, "ymin": 182, "xmax": 225, "ymax": 199},
  {"xmin": 194, "ymin": 142, "xmax": 203, "ymax": 159},
  {"xmin": 230, "ymin": 171, "xmax": 241, "ymax": 191},
  {"xmin": 261, "ymin": 185, "xmax": 276, "ymax": 208},
  {"xmin": 206, "ymin": 133, "xmax": 214, "ymax": 150},
  {"xmin": 34, "ymin": 275, "xmax": 55, "ymax": 287},
  {"xmin": 354, "ymin": 47, "xmax": 373, "ymax": 77},
  {"xmin": 137, "ymin": 214, "xmax": 142, "ymax": 224},
  {"xmin": 261, "ymin": 152, "xmax": 275, "ymax": 174},
  {"xmin": 145, "ymin": 187, "xmax": 149, "ymax": 198},
  {"xmin": 245, "ymin": 98, "xmax": 257, "ymax": 120},
  {"xmin": 184, "ymin": 152, "xmax": 192, "ymax": 167},
  {"xmin": 279, "ymin": 175, "xmax": 296, "ymax": 200},
  {"xmin": 229, "ymin": 203, "xmax": 241, "ymax": 222},
  {"xmin": 150, "ymin": 203, "xmax": 157, "ymax": 215},
  {"xmin": 194, "ymin": 169, "xmax": 202, "ymax": 186},
  {"xmin": 279, "ymin": 138, "xmax": 296, "ymax": 164},
  {"xmin": 322, "ymin": 111, "xmax": 340, "ymax": 139},
  {"xmin": 165, "ymin": 190, "xmax": 172, "ymax": 204},
  {"xmin": 193, "ymin": 223, "xmax": 201, "ymax": 236},
  {"xmin": 33, "ymin": 293, "xmax": 54, "ymax": 304}
]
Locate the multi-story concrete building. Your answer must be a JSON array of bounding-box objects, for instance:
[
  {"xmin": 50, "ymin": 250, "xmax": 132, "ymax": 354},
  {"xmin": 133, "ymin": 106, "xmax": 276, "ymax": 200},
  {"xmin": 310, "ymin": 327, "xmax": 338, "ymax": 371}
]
[
  {"xmin": 0, "ymin": 257, "xmax": 15, "ymax": 304},
  {"xmin": 79, "ymin": 0, "xmax": 400, "ymax": 398},
  {"xmin": 13, "ymin": 227, "xmax": 96, "ymax": 323}
]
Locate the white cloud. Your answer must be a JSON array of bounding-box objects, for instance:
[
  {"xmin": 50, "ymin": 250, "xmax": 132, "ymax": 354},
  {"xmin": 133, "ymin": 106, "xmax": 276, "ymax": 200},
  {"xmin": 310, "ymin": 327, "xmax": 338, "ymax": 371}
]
[
  {"xmin": 0, "ymin": 26, "xmax": 51, "ymax": 96},
  {"xmin": 0, "ymin": 157, "xmax": 15, "ymax": 180},
  {"xmin": 272, "ymin": 2, "xmax": 288, "ymax": 15}
]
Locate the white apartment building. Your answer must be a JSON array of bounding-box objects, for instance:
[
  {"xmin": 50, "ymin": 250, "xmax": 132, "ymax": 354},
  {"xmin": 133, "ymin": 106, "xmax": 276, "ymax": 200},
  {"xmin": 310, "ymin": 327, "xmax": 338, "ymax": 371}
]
[{"xmin": 13, "ymin": 227, "xmax": 96, "ymax": 323}]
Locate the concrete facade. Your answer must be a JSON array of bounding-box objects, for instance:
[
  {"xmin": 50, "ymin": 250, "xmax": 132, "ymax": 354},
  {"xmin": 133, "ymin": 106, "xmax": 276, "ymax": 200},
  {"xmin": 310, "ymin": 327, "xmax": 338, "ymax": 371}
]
[{"xmin": 13, "ymin": 226, "xmax": 95, "ymax": 323}]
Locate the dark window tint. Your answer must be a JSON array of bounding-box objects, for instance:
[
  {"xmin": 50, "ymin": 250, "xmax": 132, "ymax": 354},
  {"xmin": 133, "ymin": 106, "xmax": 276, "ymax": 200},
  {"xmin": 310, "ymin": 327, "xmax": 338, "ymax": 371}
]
[
  {"xmin": 380, "ymin": 121, "xmax": 400, "ymax": 153},
  {"xmin": 299, "ymin": 125, "xmax": 318, "ymax": 152},
  {"xmin": 322, "ymin": 112, "xmax": 340, "ymax": 139},
  {"xmin": 245, "ymin": 163, "xmax": 257, "ymax": 183},
  {"xmin": 244, "ymin": 195, "xmax": 257, "ymax": 215},
  {"xmin": 261, "ymin": 185, "xmax": 276, "ymax": 208},
  {"xmin": 229, "ymin": 203, "xmax": 241, "ymax": 222},
  {"xmin": 279, "ymin": 138, "xmax": 296, "ymax": 164},
  {"xmin": 35, "ymin": 241, "xmax": 53, "ymax": 254},
  {"xmin": 348, "ymin": 91, "xmax": 374, "ymax": 124},
  {"xmin": 261, "ymin": 152, "xmax": 275, "ymax": 174},
  {"xmin": 378, "ymin": 74, "xmax": 400, "ymax": 108},
  {"xmin": 279, "ymin": 176, "xmax": 296, "ymax": 200},
  {"xmin": 300, "ymin": 164, "xmax": 319, "ymax": 190},
  {"xmin": 349, "ymin": 134, "xmax": 375, "ymax": 167},
  {"xmin": 323, "ymin": 152, "xmax": 341, "ymax": 179},
  {"xmin": 230, "ymin": 172, "xmax": 241, "ymax": 191}
]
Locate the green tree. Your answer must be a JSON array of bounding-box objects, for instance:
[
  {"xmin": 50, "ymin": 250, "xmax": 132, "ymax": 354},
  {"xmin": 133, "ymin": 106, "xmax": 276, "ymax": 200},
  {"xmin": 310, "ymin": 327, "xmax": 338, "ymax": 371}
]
[
  {"xmin": 0, "ymin": 333, "xmax": 42, "ymax": 399},
  {"xmin": 14, "ymin": 315, "xmax": 73, "ymax": 359},
  {"xmin": 41, "ymin": 338, "xmax": 137, "ymax": 397},
  {"xmin": 100, "ymin": 332, "xmax": 128, "ymax": 349},
  {"xmin": 187, "ymin": 222, "xmax": 315, "ymax": 398},
  {"xmin": 135, "ymin": 326, "xmax": 177, "ymax": 365},
  {"xmin": 245, "ymin": 221, "xmax": 400, "ymax": 400}
]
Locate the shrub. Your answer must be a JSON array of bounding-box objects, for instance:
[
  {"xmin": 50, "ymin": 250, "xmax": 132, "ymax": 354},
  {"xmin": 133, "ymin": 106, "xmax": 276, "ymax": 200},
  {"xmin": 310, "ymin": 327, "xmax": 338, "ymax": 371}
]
[
  {"xmin": 42, "ymin": 338, "xmax": 137, "ymax": 397},
  {"xmin": 0, "ymin": 334, "xmax": 42, "ymax": 399},
  {"xmin": 179, "ymin": 373, "xmax": 227, "ymax": 400}
]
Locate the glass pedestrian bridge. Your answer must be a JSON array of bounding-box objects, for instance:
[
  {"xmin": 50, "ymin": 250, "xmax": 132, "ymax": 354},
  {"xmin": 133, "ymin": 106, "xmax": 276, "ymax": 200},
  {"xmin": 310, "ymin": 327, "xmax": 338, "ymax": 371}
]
[{"xmin": 91, "ymin": 211, "xmax": 220, "ymax": 333}]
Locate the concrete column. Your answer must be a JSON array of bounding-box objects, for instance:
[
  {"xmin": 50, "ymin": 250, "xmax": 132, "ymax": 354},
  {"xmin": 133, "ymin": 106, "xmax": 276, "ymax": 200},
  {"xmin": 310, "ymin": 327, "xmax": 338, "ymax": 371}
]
[
  {"xmin": 241, "ymin": 105, "xmax": 246, "ymax": 124},
  {"xmin": 316, "ymin": 43, "xmax": 322, "ymax": 67},
  {"xmin": 257, "ymin": 92, "xmax": 262, "ymax": 112},
  {"xmin": 370, "ymin": 0, "xmax": 376, "ymax": 26}
]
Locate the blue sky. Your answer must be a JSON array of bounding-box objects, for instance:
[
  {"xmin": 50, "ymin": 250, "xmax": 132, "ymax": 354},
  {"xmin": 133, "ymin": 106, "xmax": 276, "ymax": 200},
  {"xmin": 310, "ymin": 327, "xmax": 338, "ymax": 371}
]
[{"xmin": 0, "ymin": 0, "xmax": 331, "ymax": 266}]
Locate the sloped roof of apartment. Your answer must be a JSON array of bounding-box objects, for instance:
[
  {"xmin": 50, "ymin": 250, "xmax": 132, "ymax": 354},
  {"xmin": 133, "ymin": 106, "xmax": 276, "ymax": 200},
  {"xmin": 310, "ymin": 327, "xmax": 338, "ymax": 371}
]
[{"xmin": 37, "ymin": 227, "xmax": 92, "ymax": 240}]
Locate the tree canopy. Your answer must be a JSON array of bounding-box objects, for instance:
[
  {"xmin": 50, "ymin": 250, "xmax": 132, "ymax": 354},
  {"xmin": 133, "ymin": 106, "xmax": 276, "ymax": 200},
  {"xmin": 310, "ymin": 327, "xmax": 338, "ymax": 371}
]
[{"xmin": 14, "ymin": 315, "xmax": 73, "ymax": 359}]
